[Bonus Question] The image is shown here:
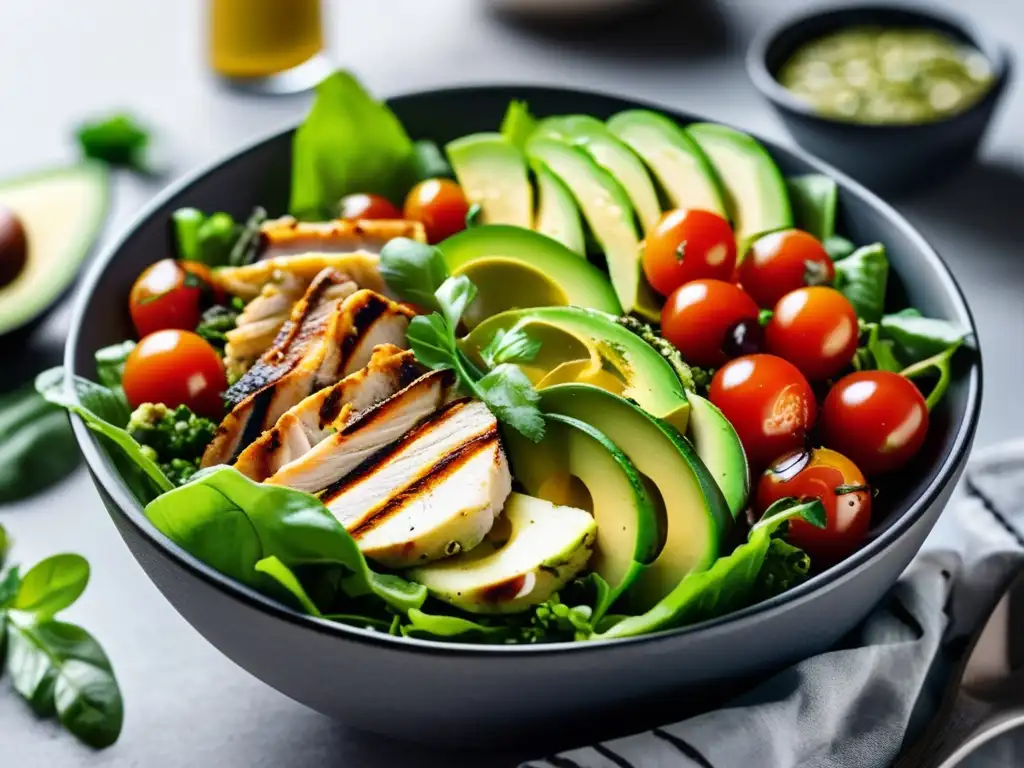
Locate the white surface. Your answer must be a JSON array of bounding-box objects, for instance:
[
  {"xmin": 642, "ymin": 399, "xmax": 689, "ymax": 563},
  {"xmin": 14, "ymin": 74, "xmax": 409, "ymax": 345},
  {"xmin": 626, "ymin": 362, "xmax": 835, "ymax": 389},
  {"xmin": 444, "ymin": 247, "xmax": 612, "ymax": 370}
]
[{"xmin": 1, "ymin": 0, "xmax": 1022, "ymax": 765}]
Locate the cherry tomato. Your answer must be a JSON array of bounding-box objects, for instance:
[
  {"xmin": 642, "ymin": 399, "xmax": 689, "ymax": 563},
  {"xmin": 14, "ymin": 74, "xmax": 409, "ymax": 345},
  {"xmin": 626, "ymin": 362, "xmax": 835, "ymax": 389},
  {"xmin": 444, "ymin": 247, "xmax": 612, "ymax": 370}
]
[
  {"xmin": 661, "ymin": 279, "xmax": 760, "ymax": 368},
  {"xmin": 129, "ymin": 259, "xmax": 219, "ymax": 339},
  {"xmin": 755, "ymin": 447, "xmax": 872, "ymax": 561},
  {"xmin": 765, "ymin": 286, "xmax": 859, "ymax": 381},
  {"xmin": 820, "ymin": 371, "xmax": 929, "ymax": 476},
  {"xmin": 338, "ymin": 193, "xmax": 402, "ymax": 220},
  {"xmin": 123, "ymin": 330, "xmax": 227, "ymax": 418},
  {"xmin": 739, "ymin": 229, "xmax": 834, "ymax": 309},
  {"xmin": 709, "ymin": 354, "xmax": 817, "ymax": 470},
  {"xmin": 642, "ymin": 209, "xmax": 736, "ymax": 296},
  {"xmin": 403, "ymin": 178, "xmax": 469, "ymax": 243}
]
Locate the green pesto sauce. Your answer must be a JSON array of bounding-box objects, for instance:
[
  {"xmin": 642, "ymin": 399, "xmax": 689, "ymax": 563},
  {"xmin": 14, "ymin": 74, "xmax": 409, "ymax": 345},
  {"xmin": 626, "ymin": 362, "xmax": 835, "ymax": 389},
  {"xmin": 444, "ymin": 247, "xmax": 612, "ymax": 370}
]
[{"xmin": 778, "ymin": 26, "xmax": 994, "ymax": 124}]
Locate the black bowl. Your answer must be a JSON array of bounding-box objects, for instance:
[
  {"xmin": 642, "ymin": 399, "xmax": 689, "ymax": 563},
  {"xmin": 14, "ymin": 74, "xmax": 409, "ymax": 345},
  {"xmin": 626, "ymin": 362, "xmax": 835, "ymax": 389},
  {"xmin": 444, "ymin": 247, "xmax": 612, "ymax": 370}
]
[
  {"xmin": 747, "ymin": 3, "xmax": 1014, "ymax": 195},
  {"xmin": 66, "ymin": 86, "xmax": 981, "ymax": 748}
]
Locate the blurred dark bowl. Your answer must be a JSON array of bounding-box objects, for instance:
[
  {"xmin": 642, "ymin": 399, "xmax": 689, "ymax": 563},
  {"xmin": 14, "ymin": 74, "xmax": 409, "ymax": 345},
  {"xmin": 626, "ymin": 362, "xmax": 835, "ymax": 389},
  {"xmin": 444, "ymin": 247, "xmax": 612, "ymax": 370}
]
[{"xmin": 747, "ymin": 3, "xmax": 1013, "ymax": 195}]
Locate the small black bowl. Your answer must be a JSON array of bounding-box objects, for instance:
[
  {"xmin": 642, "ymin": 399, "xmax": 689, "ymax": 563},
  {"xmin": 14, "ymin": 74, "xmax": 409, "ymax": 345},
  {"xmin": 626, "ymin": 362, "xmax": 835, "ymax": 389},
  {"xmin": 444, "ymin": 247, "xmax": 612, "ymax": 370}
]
[{"xmin": 747, "ymin": 3, "xmax": 1014, "ymax": 195}]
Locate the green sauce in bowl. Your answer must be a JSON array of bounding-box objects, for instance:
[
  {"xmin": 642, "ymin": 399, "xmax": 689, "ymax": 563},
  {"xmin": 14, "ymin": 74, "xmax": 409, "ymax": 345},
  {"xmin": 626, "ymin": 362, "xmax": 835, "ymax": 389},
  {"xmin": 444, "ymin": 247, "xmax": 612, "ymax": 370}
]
[{"xmin": 777, "ymin": 26, "xmax": 994, "ymax": 124}]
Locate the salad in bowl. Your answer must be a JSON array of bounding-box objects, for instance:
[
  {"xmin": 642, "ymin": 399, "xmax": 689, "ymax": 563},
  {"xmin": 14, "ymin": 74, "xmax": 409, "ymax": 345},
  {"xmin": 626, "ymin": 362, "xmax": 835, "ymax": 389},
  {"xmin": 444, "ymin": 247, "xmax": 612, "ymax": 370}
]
[{"xmin": 41, "ymin": 72, "xmax": 971, "ymax": 646}]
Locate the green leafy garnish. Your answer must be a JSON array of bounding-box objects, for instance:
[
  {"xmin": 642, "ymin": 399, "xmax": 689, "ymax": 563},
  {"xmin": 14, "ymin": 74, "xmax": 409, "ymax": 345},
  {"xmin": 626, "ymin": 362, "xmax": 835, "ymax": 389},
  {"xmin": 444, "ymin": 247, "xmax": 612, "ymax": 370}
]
[
  {"xmin": 94, "ymin": 341, "xmax": 135, "ymax": 392},
  {"xmin": 127, "ymin": 403, "xmax": 218, "ymax": 486},
  {"xmin": 833, "ymin": 243, "xmax": 888, "ymax": 322},
  {"xmin": 479, "ymin": 327, "xmax": 542, "ymax": 368},
  {"xmin": 0, "ymin": 387, "xmax": 80, "ymax": 503},
  {"xmin": 500, "ymin": 100, "xmax": 538, "ymax": 150},
  {"xmin": 411, "ymin": 140, "xmax": 453, "ymax": 181},
  {"xmin": 290, "ymin": 71, "xmax": 417, "ymax": 220},
  {"xmin": 751, "ymin": 538, "xmax": 812, "ymax": 602},
  {"xmin": 853, "ymin": 321, "xmax": 902, "ymax": 373},
  {"xmin": 75, "ymin": 113, "xmax": 152, "ymax": 174},
  {"xmin": 899, "ymin": 341, "xmax": 963, "ymax": 411},
  {"xmin": 823, "ymin": 234, "xmax": 856, "ymax": 260},
  {"xmin": 11, "ymin": 555, "xmax": 90, "ymax": 619},
  {"xmin": 378, "ymin": 238, "xmax": 449, "ymax": 313},
  {"xmin": 786, "ymin": 174, "xmax": 837, "ymax": 241},
  {"xmin": 879, "ymin": 309, "xmax": 968, "ymax": 362}
]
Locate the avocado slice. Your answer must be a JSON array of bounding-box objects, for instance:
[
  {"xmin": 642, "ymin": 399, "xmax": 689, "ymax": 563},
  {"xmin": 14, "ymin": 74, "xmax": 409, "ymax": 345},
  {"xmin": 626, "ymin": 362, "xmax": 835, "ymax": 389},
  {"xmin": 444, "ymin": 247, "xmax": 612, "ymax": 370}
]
[
  {"xmin": 686, "ymin": 123, "xmax": 793, "ymax": 250},
  {"xmin": 0, "ymin": 164, "xmax": 108, "ymax": 337},
  {"xmin": 539, "ymin": 384, "xmax": 731, "ymax": 609},
  {"xmin": 525, "ymin": 137, "xmax": 655, "ymax": 318},
  {"xmin": 531, "ymin": 158, "xmax": 585, "ymax": 254},
  {"xmin": 534, "ymin": 115, "xmax": 662, "ymax": 234},
  {"xmin": 686, "ymin": 393, "xmax": 749, "ymax": 520},
  {"xmin": 446, "ymin": 133, "xmax": 533, "ymax": 229},
  {"xmin": 505, "ymin": 413, "xmax": 661, "ymax": 603},
  {"xmin": 409, "ymin": 492, "xmax": 597, "ymax": 614},
  {"xmin": 606, "ymin": 110, "xmax": 727, "ymax": 218},
  {"xmin": 439, "ymin": 225, "xmax": 621, "ymax": 327},
  {"xmin": 462, "ymin": 306, "xmax": 689, "ymax": 432}
]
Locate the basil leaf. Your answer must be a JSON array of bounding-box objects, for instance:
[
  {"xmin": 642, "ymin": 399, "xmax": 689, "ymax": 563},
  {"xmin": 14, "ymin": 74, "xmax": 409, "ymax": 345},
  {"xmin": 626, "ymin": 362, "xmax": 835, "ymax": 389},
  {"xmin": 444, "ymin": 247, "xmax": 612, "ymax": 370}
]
[
  {"xmin": 786, "ymin": 174, "xmax": 837, "ymax": 241},
  {"xmin": 500, "ymin": 100, "xmax": 537, "ymax": 150},
  {"xmin": 378, "ymin": 238, "xmax": 449, "ymax": 311},
  {"xmin": 880, "ymin": 312, "xmax": 969, "ymax": 363},
  {"xmin": 406, "ymin": 314, "xmax": 455, "ymax": 372},
  {"xmin": 479, "ymin": 327, "xmax": 542, "ymax": 368},
  {"xmin": 823, "ymin": 234, "xmax": 856, "ymax": 261},
  {"xmin": 412, "ymin": 140, "xmax": 453, "ymax": 181},
  {"xmin": 289, "ymin": 71, "xmax": 417, "ymax": 220},
  {"xmin": 833, "ymin": 243, "xmax": 889, "ymax": 322},
  {"xmin": 94, "ymin": 341, "xmax": 135, "ymax": 392},
  {"xmin": 476, "ymin": 364, "xmax": 545, "ymax": 442},
  {"xmin": 6, "ymin": 615, "xmax": 123, "ymax": 748},
  {"xmin": 0, "ymin": 388, "xmax": 80, "ymax": 503},
  {"xmin": 13, "ymin": 554, "xmax": 90, "ymax": 619}
]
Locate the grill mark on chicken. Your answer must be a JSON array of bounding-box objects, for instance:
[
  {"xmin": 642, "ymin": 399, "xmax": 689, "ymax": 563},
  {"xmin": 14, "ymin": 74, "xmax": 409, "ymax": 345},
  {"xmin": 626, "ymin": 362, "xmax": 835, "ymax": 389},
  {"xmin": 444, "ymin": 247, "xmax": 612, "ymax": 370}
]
[
  {"xmin": 255, "ymin": 217, "xmax": 426, "ymax": 262},
  {"xmin": 339, "ymin": 295, "xmax": 390, "ymax": 366},
  {"xmin": 230, "ymin": 387, "xmax": 276, "ymax": 464},
  {"xmin": 348, "ymin": 428, "xmax": 501, "ymax": 539},
  {"xmin": 339, "ymin": 368, "xmax": 456, "ymax": 438}
]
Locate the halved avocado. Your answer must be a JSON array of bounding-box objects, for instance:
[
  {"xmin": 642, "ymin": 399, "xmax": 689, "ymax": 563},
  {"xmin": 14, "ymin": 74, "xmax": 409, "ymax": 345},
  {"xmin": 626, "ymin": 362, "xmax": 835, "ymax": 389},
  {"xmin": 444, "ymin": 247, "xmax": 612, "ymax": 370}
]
[
  {"xmin": 531, "ymin": 158, "xmax": 585, "ymax": 254},
  {"xmin": 534, "ymin": 115, "xmax": 662, "ymax": 234},
  {"xmin": 606, "ymin": 111, "xmax": 727, "ymax": 218},
  {"xmin": 438, "ymin": 225, "xmax": 621, "ymax": 328},
  {"xmin": 504, "ymin": 413, "xmax": 661, "ymax": 603},
  {"xmin": 686, "ymin": 123, "xmax": 793, "ymax": 250},
  {"xmin": 539, "ymin": 384, "xmax": 731, "ymax": 609},
  {"xmin": 686, "ymin": 393, "xmax": 749, "ymax": 520},
  {"xmin": 462, "ymin": 305, "xmax": 689, "ymax": 432},
  {"xmin": 525, "ymin": 137, "xmax": 655, "ymax": 318},
  {"xmin": 446, "ymin": 133, "xmax": 533, "ymax": 228},
  {"xmin": 0, "ymin": 164, "xmax": 108, "ymax": 337},
  {"xmin": 409, "ymin": 492, "xmax": 597, "ymax": 614}
]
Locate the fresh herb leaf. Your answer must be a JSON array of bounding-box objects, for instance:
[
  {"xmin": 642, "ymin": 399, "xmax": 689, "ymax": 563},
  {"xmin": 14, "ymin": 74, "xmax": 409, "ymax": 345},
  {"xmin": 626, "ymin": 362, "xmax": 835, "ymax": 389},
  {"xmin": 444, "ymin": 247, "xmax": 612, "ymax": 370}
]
[
  {"xmin": 289, "ymin": 71, "xmax": 417, "ymax": 220},
  {"xmin": 379, "ymin": 238, "xmax": 450, "ymax": 312},
  {"xmin": 786, "ymin": 174, "xmax": 837, "ymax": 241},
  {"xmin": 228, "ymin": 206, "xmax": 268, "ymax": 267},
  {"xmin": 500, "ymin": 100, "xmax": 537, "ymax": 150},
  {"xmin": 75, "ymin": 114, "xmax": 151, "ymax": 173},
  {"xmin": 0, "ymin": 387, "xmax": 81, "ymax": 503},
  {"xmin": 407, "ymin": 314, "xmax": 456, "ymax": 371},
  {"xmin": 823, "ymin": 234, "xmax": 856, "ymax": 261},
  {"xmin": 465, "ymin": 202, "xmax": 483, "ymax": 228},
  {"xmin": 412, "ymin": 140, "xmax": 453, "ymax": 180},
  {"xmin": 435, "ymin": 274, "xmax": 477, "ymax": 328},
  {"xmin": 476, "ymin": 365, "xmax": 545, "ymax": 442},
  {"xmin": 11, "ymin": 555, "xmax": 89, "ymax": 619},
  {"xmin": 833, "ymin": 243, "xmax": 888, "ymax": 322},
  {"xmin": 479, "ymin": 327, "xmax": 542, "ymax": 368},
  {"xmin": 879, "ymin": 311, "xmax": 968, "ymax": 362},
  {"xmin": 899, "ymin": 341, "xmax": 963, "ymax": 411},
  {"xmin": 758, "ymin": 308, "xmax": 774, "ymax": 326},
  {"xmin": 752, "ymin": 537, "xmax": 811, "ymax": 602}
]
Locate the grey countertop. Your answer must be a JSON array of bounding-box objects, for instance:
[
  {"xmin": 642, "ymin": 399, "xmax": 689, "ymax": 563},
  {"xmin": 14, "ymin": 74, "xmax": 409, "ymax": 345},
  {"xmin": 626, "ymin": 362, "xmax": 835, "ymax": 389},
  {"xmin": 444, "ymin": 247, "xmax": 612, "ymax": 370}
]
[{"xmin": 2, "ymin": 0, "xmax": 1022, "ymax": 765}]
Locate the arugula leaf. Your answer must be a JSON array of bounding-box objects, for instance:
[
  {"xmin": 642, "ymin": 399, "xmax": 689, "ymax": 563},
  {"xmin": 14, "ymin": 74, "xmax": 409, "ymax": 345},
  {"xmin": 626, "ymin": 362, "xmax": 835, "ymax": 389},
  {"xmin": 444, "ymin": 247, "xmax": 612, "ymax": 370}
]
[
  {"xmin": 143, "ymin": 466, "xmax": 426, "ymax": 614},
  {"xmin": 786, "ymin": 174, "xmax": 837, "ymax": 241},
  {"xmin": 12, "ymin": 555, "xmax": 89, "ymax": 619},
  {"xmin": 879, "ymin": 310, "xmax": 969, "ymax": 362},
  {"xmin": 289, "ymin": 71, "xmax": 417, "ymax": 220},
  {"xmin": 500, "ymin": 100, "xmax": 538, "ymax": 150},
  {"xmin": 75, "ymin": 113, "xmax": 151, "ymax": 173},
  {"xmin": 412, "ymin": 140, "xmax": 453, "ymax": 180},
  {"xmin": 833, "ymin": 243, "xmax": 888, "ymax": 322},
  {"xmin": 596, "ymin": 498, "xmax": 825, "ymax": 639},
  {"xmin": 823, "ymin": 234, "xmax": 856, "ymax": 261},
  {"xmin": 0, "ymin": 387, "xmax": 80, "ymax": 503},
  {"xmin": 476, "ymin": 365, "xmax": 545, "ymax": 441},
  {"xmin": 379, "ymin": 238, "xmax": 450, "ymax": 312},
  {"xmin": 479, "ymin": 327, "xmax": 542, "ymax": 368}
]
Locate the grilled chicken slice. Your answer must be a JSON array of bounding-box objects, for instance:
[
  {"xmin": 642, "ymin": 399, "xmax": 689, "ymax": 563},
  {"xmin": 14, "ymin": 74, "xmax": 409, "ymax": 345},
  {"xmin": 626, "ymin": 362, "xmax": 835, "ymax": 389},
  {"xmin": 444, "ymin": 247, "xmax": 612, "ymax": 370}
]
[
  {"xmin": 201, "ymin": 274, "xmax": 415, "ymax": 468},
  {"xmin": 320, "ymin": 399, "xmax": 511, "ymax": 569},
  {"xmin": 257, "ymin": 216, "xmax": 426, "ymax": 260},
  {"xmin": 232, "ymin": 345, "xmax": 426, "ymax": 483},
  {"xmin": 214, "ymin": 252, "xmax": 390, "ymax": 301}
]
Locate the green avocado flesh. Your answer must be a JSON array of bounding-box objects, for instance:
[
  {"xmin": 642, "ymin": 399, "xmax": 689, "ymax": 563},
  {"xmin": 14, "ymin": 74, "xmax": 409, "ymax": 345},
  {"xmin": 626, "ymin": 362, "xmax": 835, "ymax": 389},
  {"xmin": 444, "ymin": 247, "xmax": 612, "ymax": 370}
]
[
  {"xmin": 606, "ymin": 110, "xmax": 727, "ymax": 218},
  {"xmin": 686, "ymin": 123, "xmax": 793, "ymax": 250},
  {"xmin": 438, "ymin": 225, "xmax": 621, "ymax": 327},
  {"xmin": 0, "ymin": 164, "xmax": 108, "ymax": 334},
  {"xmin": 531, "ymin": 157, "xmax": 585, "ymax": 254},
  {"xmin": 686, "ymin": 393, "xmax": 749, "ymax": 520},
  {"xmin": 534, "ymin": 115, "xmax": 662, "ymax": 234},
  {"xmin": 462, "ymin": 305, "xmax": 689, "ymax": 432},
  {"xmin": 539, "ymin": 384, "xmax": 730, "ymax": 609},
  {"xmin": 409, "ymin": 492, "xmax": 597, "ymax": 614},
  {"xmin": 446, "ymin": 132, "xmax": 533, "ymax": 228},
  {"xmin": 504, "ymin": 413, "xmax": 661, "ymax": 602}
]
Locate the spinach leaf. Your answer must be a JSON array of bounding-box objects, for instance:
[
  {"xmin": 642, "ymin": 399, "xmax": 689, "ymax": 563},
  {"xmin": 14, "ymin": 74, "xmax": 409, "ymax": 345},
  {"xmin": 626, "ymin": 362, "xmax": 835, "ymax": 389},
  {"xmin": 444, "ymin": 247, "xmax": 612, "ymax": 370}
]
[
  {"xmin": 379, "ymin": 237, "xmax": 449, "ymax": 312},
  {"xmin": 75, "ymin": 113, "xmax": 151, "ymax": 173},
  {"xmin": 254, "ymin": 556, "xmax": 322, "ymax": 615},
  {"xmin": 35, "ymin": 368, "xmax": 173, "ymax": 500},
  {"xmin": 833, "ymin": 243, "xmax": 888, "ymax": 322},
  {"xmin": 500, "ymin": 100, "xmax": 537, "ymax": 150},
  {"xmin": 786, "ymin": 174, "xmax": 837, "ymax": 241},
  {"xmin": 853, "ymin": 322, "xmax": 903, "ymax": 373},
  {"xmin": 143, "ymin": 466, "xmax": 426, "ymax": 614},
  {"xmin": 412, "ymin": 140, "xmax": 453, "ymax": 181},
  {"xmin": 401, "ymin": 609, "xmax": 511, "ymax": 642},
  {"xmin": 823, "ymin": 234, "xmax": 856, "ymax": 261},
  {"xmin": 5, "ymin": 614, "xmax": 123, "ymax": 748},
  {"xmin": 12, "ymin": 555, "xmax": 90, "ymax": 619},
  {"xmin": 289, "ymin": 71, "xmax": 417, "ymax": 220},
  {"xmin": 880, "ymin": 310, "xmax": 969, "ymax": 363},
  {"xmin": 94, "ymin": 341, "xmax": 135, "ymax": 392},
  {"xmin": 595, "ymin": 498, "xmax": 825, "ymax": 640},
  {"xmin": 0, "ymin": 387, "xmax": 80, "ymax": 503}
]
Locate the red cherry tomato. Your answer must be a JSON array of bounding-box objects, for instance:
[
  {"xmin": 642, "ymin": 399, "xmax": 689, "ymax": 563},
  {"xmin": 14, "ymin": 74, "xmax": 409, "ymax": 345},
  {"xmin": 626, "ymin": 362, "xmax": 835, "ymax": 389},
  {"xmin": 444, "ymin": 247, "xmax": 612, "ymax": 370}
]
[
  {"xmin": 739, "ymin": 229, "xmax": 834, "ymax": 309},
  {"xmin": 709, "ymin": 354, "xmax": 817, "ymax": 470},
  {"xmin": 123, "ymin": 330, "xmax": 227, "ymax": 418},
  {"xmin": 755, "ymin": 447, "xmax": 872, "ymax": 562},
  {"xmin": 661, "ymin": 279, "xmax": 760, "ymax": 368},
  {"xmin": 129, "ymin": 259, "xmax": 219, "ymax": 339},
  {"xmin": 820, "ymin": 371, "xmax": 929, "ymax": 476},
  {"xmin": 403, "ymin": 178, "xmax": 469, "ymax": 244},
  {"xmin": 642, "ymin": 209, "xmax": 736, "ymax": 296},
  {"xmin": 338, "ymin": 193, "xmax": 402, "ymax": 220},
  {"xmin": 765, "ymin": 286, "xmax": 859, "ymax": 381}
]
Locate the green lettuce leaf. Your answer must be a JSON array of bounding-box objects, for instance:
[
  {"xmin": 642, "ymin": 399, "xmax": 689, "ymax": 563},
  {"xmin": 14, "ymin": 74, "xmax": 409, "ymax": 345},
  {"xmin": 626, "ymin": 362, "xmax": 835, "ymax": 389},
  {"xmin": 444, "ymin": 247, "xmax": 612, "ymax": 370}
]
[
  {"xmin": 834, "ymin": 243, "xmax": 888, "ymax": 322},
  {"xmin": 786, "ymin": 174, "xmax": 837, "ymax": 241}
]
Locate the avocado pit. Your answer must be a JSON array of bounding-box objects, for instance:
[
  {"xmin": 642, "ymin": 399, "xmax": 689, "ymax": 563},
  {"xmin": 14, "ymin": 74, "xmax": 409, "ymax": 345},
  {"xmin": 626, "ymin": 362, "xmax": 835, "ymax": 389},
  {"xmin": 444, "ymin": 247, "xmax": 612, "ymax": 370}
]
[{"xmin": 0, "ymin": 205, "xmax": 28, "ymax": 289}]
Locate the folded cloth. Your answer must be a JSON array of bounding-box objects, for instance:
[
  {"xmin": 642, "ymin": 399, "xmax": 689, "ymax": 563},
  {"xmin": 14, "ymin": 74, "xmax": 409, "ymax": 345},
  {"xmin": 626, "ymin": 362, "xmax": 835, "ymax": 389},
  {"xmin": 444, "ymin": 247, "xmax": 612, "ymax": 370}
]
[{"xmin": 525, "ymin": 441, "xmax": 1024, "ymax": 768}]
